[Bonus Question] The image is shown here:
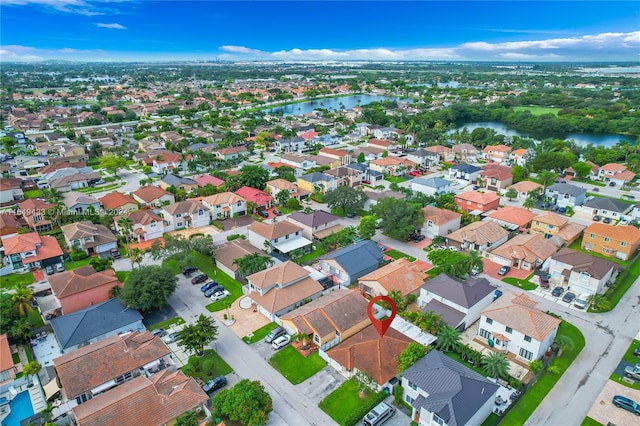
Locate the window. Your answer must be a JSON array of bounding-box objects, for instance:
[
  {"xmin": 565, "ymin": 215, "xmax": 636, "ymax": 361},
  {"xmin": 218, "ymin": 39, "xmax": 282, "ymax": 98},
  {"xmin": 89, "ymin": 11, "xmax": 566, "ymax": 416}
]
[
  {"xmin": 274, "ymin": 238, "xmax": 279, "ymax": 243},
  {"xmin": 547, "ymin": 224, "xmax": 554, "ymax": 230},
  {"xmin": 589, "ymin": 233, "xmax": 595, "ymax": 238},
  {"xmin": 405, "ymin": 394, "xmax": 414, "ymax": 404},
  {"xmin": 285, "ymin": 235, "xmax": 289, "ymax": 240},
  {"xmin": 176, "ymin": 222, "xmax": 183, "ymax": 228},
  {"xmin": 314, "ymin": 334, "xmax": 319, "ymax": 343},
  {"xmin": 150, "ymin": 221, "xmax": 156, "ymax": 227},
  {"xmin": 295, "ymin": 231, "xmax": 300, "ymax": 236},
  {"xmin": 505, "ymin": 327, "xmax": 512, "ymax": 334},
  {"xmin": 486, "ymin": 317, "xmax": 493, "ymax": 324},
  {"xmin": 604, "ymin": 237, "xmax": 610, "ymax": 242},
  {"xmin": 216, "ymin": 204, "xmax": 221, "ymax": 209},
  {"xmin": 427, "ymin": 220, "xmax": 434, "ymax": 228},
  {"xmin": 84, "ymin": 237, "xmax": 92, "ymax": 242},
  {"xmin": 467, "ymin": 201, "xmax": 471, "ymax": 205},
  {"xmin": 519, "ymin": 348, "xmax": 534, "ymax": 361},
  {"xmin": 479, "ymin": 328, "xmax": 491, "ymax": 339},
  {"xmin": 408, "ymin": 381, "xmax": 417, "ymax": 391},
  {"xmin": 199, "ymin": 210, "xmax": 204, "ymax": 216},
  {"xmin": 176, "ymin": 213, "xmax": 181, "ymax": 218},
  {"xmin": 524, "ymin": 335, "xmax": 532, "ymax": 342},
  {"xmin": 621, "ymin": 241, "xmax": 627, "ymax": 247},
  {"xmin": 433, "ymin": 414, "xmax": 445, "ymax": 426},
  {"xmin": 579, "ymin": 272, "xmax": 591, "ymax": 282}
]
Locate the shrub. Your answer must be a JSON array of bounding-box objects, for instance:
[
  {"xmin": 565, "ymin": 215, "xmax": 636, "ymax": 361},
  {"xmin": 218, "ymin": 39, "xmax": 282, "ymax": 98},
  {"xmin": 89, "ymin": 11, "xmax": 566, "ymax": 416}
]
[
  {"xmin": 407, "ymin": 294, "xmax": 417, "ymax": 304},
  {"xmin": 226, "ymin": 233, "xmax": 245, "ymax": 241},
  {"xmin": 70, "ymin": 250, "xmax": 88, "ymax": 261},
  {"xmin": 529, "ymin": 359, "xmax": 543, "ymax": 374},
  {"xmin": 343, "ymin": 391, "xmax": 386, "ymax": 426}
]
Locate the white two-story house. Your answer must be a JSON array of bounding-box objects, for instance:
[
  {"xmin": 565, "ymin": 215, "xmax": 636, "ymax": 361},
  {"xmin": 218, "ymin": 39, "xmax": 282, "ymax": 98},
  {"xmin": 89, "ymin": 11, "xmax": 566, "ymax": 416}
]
[
  {"xmin": 162, "ymin": 200, "xmax": 209, "ymax": 231},
  {"xmin": 118, "ymin": 210, "xmax": 166, "ymax": 242},
  {"xmin": 201, "ymin": 192, "xmax": 247, "ymax": 219},
  {"xmin": 546, "ymin": 248, "xmax": 619, "ymax": 295},
  {"xmin": 478, "ymin": 292, "xmax": 561, "ymax": 362},
  {"xmin": 247, "ymin": 220, "xmax": 312, "ymax": 256}
]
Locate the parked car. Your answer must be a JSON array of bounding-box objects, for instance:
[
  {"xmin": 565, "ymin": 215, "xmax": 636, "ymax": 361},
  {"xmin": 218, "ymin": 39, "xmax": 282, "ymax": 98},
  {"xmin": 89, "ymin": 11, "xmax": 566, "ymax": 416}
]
[
  {"xmin": 45, "ymin": 265, "xmax": 55, "ymax": 275},
  {"xmin": 182, "ymin": 266, "xmax": 198, "ymax": 276},
  {"xmin": 593, "ymin": 215, "xmax": 602, "ymax": 221},
  {"xmin": 633, "ymin": 347, "xmax": 640, "ymax": 357},
  {"xmin": 273, "ymin": 209, "xmax": 282, "ymax": 216},
  {"xmin": 95, "ymin": 179, "xmax": 106, "ymax": 185},
  {"xmin": 493, "ymin": 289, "xmax": 503, "ymax": 301},
  {"xmin": 191, "ymin": 274, "xmax": 208, "ymax": 284},
  {"xmin": 539, "ymin": 274, "xmax": 550, "ymax": 289},
  {"xmin": 449, "ymin": 246, "xmax": 458, "ymax": 252},
  {"xmin": 624, "ymin": 364, "xmax": 640, "ymax": 381},
  {"xmin": 552, "ymin": 287, "xmax": 565, "ymax": 297},
  {"xmin": 162, "ymin": 332, "xmax": 180, "ymax": 344},
  {"xmin": 55, "ymin": 263, "xmax": 65, "ymax": 272},
  {"xmin": 562, "ymin": 292, "xmax": 576, "ymax": 304},
  {"xmin": 406, "ymin": 233, "xmax": 419, "ymax": 241},
  {"xmin": 271, "ymin": 335, "xmax": 290, "ymax": 350},
  {"xmin": 473, "ymin": 185, "xmax": 480, "ymax": 190},
  {"xmin": 264, "ymin": 326, "xmax": 286, "ymax": 343},
  {"xmin": 210, "ymin": 289, "xmax": 231, "ymax": 301},
  {"xmin": 412, "ymin": 235, "xmax": 426, "ymax": 242},
  {"xmin": 202, "ymin": 375, "xmax": 227, "ymax": 394},
  {"xmin": 612, "ymin": 395, "xmax": 640, "ymax": 415},
  {"xmin": 592, "ymin": 187, "xmax": 599, "ymax": 192},
  {"xmin": 257, "ymin": 210, "xmax": 269, "ymax": 218},
  {"xmin": 603, "ymin": 217, "xmax": 612, "ymax": 224},
  {"xmin": 609, "ymin": 181, "xmax": 617, "ymax": 187},
  {"xmin": 346, "ymin": 212, "xmax": 357, "ymax": 218},
  {"xmin": 558, "ymin": 207, "xmax": 567, "ymax": 213},
  {"xmin": 470, "ymin": 266, "xmax": 480, "ymax": 276},
  {"xmin": 151, "ymin": 328, "xmax": 167, "ymax": 338},
  {"xmin": 204, "ymin": 285, "xmax": 225, "ymax": 298},
  {"xmin": 497, "ymin": 265, "xmax": 511, "ymax": 276},
  {"xmin": 109, "ymin": 248, "xmax": 121, "ymax": 259},
  {"xmin": 573, "ymin": 294, "xmax": 590, "ymax": 310},
  {"xmin": 201, "ymin": 281, "xmax": 221, "ymax": 293}
]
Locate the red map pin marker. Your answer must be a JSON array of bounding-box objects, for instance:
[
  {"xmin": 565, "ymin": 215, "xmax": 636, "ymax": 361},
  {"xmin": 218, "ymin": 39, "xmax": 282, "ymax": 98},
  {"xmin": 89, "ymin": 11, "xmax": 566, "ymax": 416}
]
[{"xmin": 367, "ymin": 296, "xmax": 397, "ymax": 338}]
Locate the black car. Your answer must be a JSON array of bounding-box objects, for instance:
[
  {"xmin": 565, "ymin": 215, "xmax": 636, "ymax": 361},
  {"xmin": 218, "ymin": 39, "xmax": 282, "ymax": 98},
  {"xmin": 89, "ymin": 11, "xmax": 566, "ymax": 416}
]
[
  {"xmin": 562, "ymin": 292, "xmax": 576, "ymax": 303},
  {"xmin": 191, "ymin": 273, "xmax": 208, "ymax": 284},
  {"xmin": 201, "ymin": 281, "xmax": 220, "ymax": 293},
  {"xmin": 204, "ymin": 285, "xmax": 225, "ymax": 298},
  {"xmin": 412, "ymin": 235, "xmax": 426, "ymax": 242},
  {"xmin": 182, "ymin": 266, "xmax": 198, "ymax": 276},
  {"xmin": 109, "ymin": 248, "xmax": 121, "ymax": 259},
  {"xmin": 257, "ymin": 210, "xmax": 269, "ymax": 218},
  {"xmin": 346, "ymin": 212, "xmax": 357, "ymax": 218},
  {"xmin": 497, "ymin": 265, "xmax": 511, "ymax": 276},
  {"xmin": 552, "ymin": 287, "xmax": 564, "ymax": 297},
  {"xmin": 202, "ymin": 375, "xmax": 227, "ymax": 394},
  {"xmin": 603, "ymin": 217, "xmax": 612, "ymax": 224}
]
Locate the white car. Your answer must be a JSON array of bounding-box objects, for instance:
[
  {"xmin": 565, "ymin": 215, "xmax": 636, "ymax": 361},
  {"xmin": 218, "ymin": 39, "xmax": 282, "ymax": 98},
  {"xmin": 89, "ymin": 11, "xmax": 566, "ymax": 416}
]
[
  {"xmin": 449, "ymin": 246, "xmax": 458, "ymax": 252},
  {"xmin": 272, "ymin": 335, "xmax": 290, "ymax": 350},
  {"xmin": 210, "ymin": 289, "xmax": 231, "ymax": 301}
]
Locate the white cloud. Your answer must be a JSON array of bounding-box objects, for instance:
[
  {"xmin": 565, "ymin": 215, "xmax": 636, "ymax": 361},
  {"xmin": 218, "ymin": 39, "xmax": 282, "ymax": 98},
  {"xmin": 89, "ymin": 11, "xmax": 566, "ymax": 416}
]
[
  {"xmin": 96, "ymin": 22, "xmax": 126, "ymax": 30},
  {"xmin": 2, "ymin": 0, "xmax": 129, "ymax": 16},
  {"xmin": 220, "ymin": 45, "xmax": 264, "ymax": 55},
  {"xmin": 0, "ymin": 45, "xmax": 105, "ymax": 61}
]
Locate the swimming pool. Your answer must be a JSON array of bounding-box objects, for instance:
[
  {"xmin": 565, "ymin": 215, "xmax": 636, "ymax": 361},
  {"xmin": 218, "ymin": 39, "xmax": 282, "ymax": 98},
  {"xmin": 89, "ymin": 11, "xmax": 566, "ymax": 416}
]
[{"xmin": 1, "ymin": 391, "xmax": 34, "ymax": 426}]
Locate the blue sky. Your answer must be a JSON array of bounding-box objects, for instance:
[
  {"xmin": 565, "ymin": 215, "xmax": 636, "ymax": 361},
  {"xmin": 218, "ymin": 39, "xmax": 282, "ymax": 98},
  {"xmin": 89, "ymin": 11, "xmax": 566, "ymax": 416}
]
[{"xmin": 1, "ymin": 1, "xmax": 639, "ymax": 62}]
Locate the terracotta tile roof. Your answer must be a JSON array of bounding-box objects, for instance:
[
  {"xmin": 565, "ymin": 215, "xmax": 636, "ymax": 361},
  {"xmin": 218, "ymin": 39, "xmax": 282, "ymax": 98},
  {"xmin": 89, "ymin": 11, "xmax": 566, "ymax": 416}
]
[
  {"xmin": 124, "ymin": 209, "xmax": 163, "ymax": 226},
  {"xmin": 584, "ymin": 223, "xmax": 640, "ymax": 244},
  {"xmin": 234, "ymin": 186, "xmax": 273, "ymax": 205},
  {"xmin": 511, "ymin": 148, "xmax": 527, "ymax": 156},
  {"xmin": 490, "ymin": 233, "xmax": 559, "ymax": 264},
  {"xmin": 162, "ymin": 200, "xmax": 207, "ymax": 216},
  {"xmin": 481, "ymin": 292, "xmax": 561, "ymax": 341},
  {"xmin": 215, "ymin": 239, "xmax": 261, "ymax": 272},
  {"xmin": 54, "ymin": 331, "xmax": 171, "ymax": 399},
  {"xmin": 267, "ymin": 161, "xmax": 296, "ymax": 170},
  {"xmin": 281, "ymin": 289, "xmax": 369, "ymax": 337},
  {"xmin": 533, "ymin": 212, "xmax": 568, "ymax": 227},
  {"xmin": 61, "ymin": 221, "xmax": 117, "ymax": 246},
  {"xmin": 482, "ymin": 144, "xmax": 511, "ymax": 153},
  {"xmin": 0, "ymin": 334, "xmax": 13, "ymax": 373},
  {"xmin": 0, "ymin": 213, "xmax": 21, "ymax": 235},
  {"xmin": 448, "ymin": 221, "xmax": 509, "ymax": 246},
  {"xmin": 424, "ymin": 145, "xmax": 452, "ymax": 154},
  {"xmin": 359, "ymin": 258, "xmax": 427, "ymax": 296},
  {"xmin": 327, "ymin": 325, "xmax": 413, "ymax": 385},
  {"xmin": 599, "ymin": 163, "xmax": 627, "ymax": 172},
  {"xmin": 201, "ymin": 192, "xmax": 245, "ymax": 206},
  {"xmin": 98, "ymin": 191, "xmax": 137, "ymax": 210},
  {"xmin": 318, "ymin": 147, "xmax": 349, "ymax": 157},
  {"xmin": 72, "ymin": 369, "xmax": 208, "ymax": 426},
  {"xmin": 250, "ymin": 275, "xmax": 323, "ymax": 313},
  {"xmin": 19, "ymin": 198, "xmax": 55, "ymax": 216},
  {"xmin": 247, "ymin": 260, "xmax": 308, "ymax": 290},
  {"xmin": 266, "ymin": 179, "xmax": 297, "ymax": 191},
  {"xmin": 370, "ymin": 157, "xmax": 417, "ymax": 167},
  {"xmin": 555, "ymin": 222, "xmax": 586, "ymax": 243},
  {"xmin": 48, "ymin": 265, "xmax": 121, "ymax": 298},
  {"xmin": 2, "ymin": 232, "xmax": 42, "ymax": 254},
  {"xmin": 422, "ymin": 206, "xmax": 462, "ymax": 225},
  {"xmin": 507, "ymin": 181, "xmax": 543, "ymax": 193},
  {"xmin": 132, "ymin": 186, "xmax": 173, "ymax": 203},
  {"xmin": 216, "ymin": 146, "xmax": 247, "ymax": 155},
  {"xmin": 456, "ymin": 191, "xmax": 501, "ymax": 205},
  {"xmin": 480, "ymin": 164, "xmax": 513, "ymax": 180},
  {"xmin": 193, "ymin": 174, "xmax": 225, "ymax": 187},
  {"xmin": 248, "ymin": 220, "xmax": 302, "ymax": 241},
  {"xmin": 487, "ymin": 206, "xmax": 537, "ymax": 227},
  {"xmin": 613, "ymin": 170, "xmax": 635, "ymax": 181}
]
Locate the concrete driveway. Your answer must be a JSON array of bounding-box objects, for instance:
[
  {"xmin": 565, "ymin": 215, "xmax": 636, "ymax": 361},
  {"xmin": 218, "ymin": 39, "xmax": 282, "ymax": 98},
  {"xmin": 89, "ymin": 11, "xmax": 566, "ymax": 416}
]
[{"xmin": 587, "ymin": 380, "xmax": 640, "ymax": 425}]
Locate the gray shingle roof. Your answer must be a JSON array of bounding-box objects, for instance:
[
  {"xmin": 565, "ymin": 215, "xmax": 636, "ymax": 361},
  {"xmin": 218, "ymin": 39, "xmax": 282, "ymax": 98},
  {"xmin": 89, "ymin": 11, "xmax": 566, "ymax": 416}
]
[
  {"xmin": 160, "ymin": 174, "xmax": 197, "ymax": 187},
  {"xmin": 584, "ymin": 197, "xmax": 633, "ymax": 213},
  {"xmin": 404, "ymin": 350, "xmax": 499, "ymax": 426},
  {"xmin": 320, "ymin": 240, "xmax": 383, "ymax": 276},
  {"xmin": 413, "ymin": 177, "xmax": 451, "ymax": 189},
  {"xmin": 288, "ymin": 210, "xmax": 338, "ymax": 228},
  {"xmin": 550, "ymin": 248, "xmax": 618, "ymax": 279},
  {"xmin": 547, "ymin": 183, "xmax": 586, "ymax": 197},
  {"xmin": 451, "ymin": 163, "xmax": 481, "ymax": 173},
  {"xmin": 421, "ymin": 273, "xmax": 495, "ymax": 309},
  {"xmin": 50, "ymin": 298, "xmax": 142, "ymax": 350}
]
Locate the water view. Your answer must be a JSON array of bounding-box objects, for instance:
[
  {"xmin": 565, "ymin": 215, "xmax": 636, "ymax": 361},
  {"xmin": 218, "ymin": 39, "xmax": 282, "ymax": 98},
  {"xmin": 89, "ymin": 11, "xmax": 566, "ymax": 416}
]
[
  {"xmin": 451, "ymin": 121, "xmax": 636, "ymax": 147},
  {"xmin": 266, "ymin": 94, "xmax": 410, "ymax": 116}
]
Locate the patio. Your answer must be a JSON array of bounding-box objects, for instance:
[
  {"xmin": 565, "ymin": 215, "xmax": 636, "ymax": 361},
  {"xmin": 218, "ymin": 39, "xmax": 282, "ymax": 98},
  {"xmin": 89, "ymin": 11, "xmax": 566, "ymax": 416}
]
[
  {"xmin": 31, "ymin": 333, "xmax": 63, "ymax": 369},
  {"xmin": 211, "ymin": 296, "xmax": 270, "ymax": 339}
]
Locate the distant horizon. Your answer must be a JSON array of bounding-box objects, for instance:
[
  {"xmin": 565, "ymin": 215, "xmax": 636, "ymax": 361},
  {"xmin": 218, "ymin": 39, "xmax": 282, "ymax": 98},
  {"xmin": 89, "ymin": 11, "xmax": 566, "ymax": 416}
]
[{"xmin": 1, "ymin": 1, "xmax": 639, "ymax": 62}]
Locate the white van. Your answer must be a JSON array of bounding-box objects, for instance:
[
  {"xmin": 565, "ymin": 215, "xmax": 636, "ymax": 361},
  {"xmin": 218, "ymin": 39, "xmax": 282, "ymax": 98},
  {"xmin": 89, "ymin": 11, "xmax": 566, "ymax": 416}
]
[
  {"xmin": 363, "ymin": 401, "xmax": 395, "ymax": 426},
  {"xmin": 574, "ymin": 294, "xmax": 590, "ymax": 310}
]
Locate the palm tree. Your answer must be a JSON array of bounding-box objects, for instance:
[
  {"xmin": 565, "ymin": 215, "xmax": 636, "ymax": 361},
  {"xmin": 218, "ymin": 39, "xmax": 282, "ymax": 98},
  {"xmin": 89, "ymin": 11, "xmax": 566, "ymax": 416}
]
[
  {"xmin": 290, "ymin": 332, "xmax": 310, "ymax": 350},
  {"xmin": 12, "ymin": 283, "xmax": 34, "ymax": 317},
  {"xmin": 108, "ymin": 285, "xmax": 122, "ymax": 299},
  {"xmin": 23, "ymin": 361, "xmax": 42, "ymax": 385},
  {"xmin": 587, "ymin": 294, "xmax": 610, "ymax": 312},
  {"xmin": 522, "ymin": 196, "xmax": 537, "ymax": 210},
  {"xmin": 468, "ymin": 251, "xmax": 484, "ymax": 275},
  {"xmin": 436, "ymin": 326, "xmax": 461, "ymax": 353},
  {"xmin": 117, "ymin": 217, "xmax": 134, "ymax": 268},
  {"xmin": 554, "ymin": 335, "xmax": 574, "ymax": 357},
  {"xmin": 233, "ymin": 252, "xmax": 274, "ymax": 277},
  {"xmin": 419, "ymin": 311, "xmax": 444, "ymax": 334},
  {"xmin": 130, "ymin": 248, "xmax": 144, "ymax": 268},
  {"xmin": 481, "ymin": 352, "xmax": 510, "ymax": 379},
  {"xmin": 387, "ymin": 289, "xmax": 406, "ymax": 312}
]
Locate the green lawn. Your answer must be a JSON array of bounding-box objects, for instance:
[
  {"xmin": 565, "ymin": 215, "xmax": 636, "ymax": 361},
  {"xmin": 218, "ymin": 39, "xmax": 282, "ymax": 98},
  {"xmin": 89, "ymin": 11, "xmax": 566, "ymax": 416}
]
[
  {"xmin": 568, "ymin": 239, "xmax": 630, "ymax": 267},
  {"xmin": 64, "ymin": 257, "xmax": 94, "ymax": 270},
  {"xmin": 385, "ymin": 249, "xmax": 416, "ymax": 262},
  {"xmin": 180, "ymin": 349, "xmax": 233, "ymax": 383},
  {"xmin": 23, "ymin": 189, "xmax": 43, "ymax": 198},
  {"xmin": 0, "ymin": 272, "xmax": 35, "ymax": 291},
  {"xmin": 501, "ymin": 277, "xmax": 538, "ymax": 291},
  {"xmin": 581, "ymin": 416, "xmax": 604, "ymax": 426},
  {"xmin": 499, "ymin": 321, "xmax": 585, "ymax": 425},
  {"xmin": 384, "ymin": 176, "xmax": 407, "ymax": 183},
  {"xmin": 319, "ymin": 379, "xmax": 387, "ymax": 426},
  {"xmin": 28, "ymin": 308, "xmax": 44, "ymax": 327},
  {"xmin": 148, "ymin": 316, "xmax": 185, "ymax": 331},
  {"xmin": 589, "ymin": 256, "xmax": 640, "ymax": 312},
  {"xmin": 242, "ymin": 322, "xmax": 279, "ymax": 344},
  {"xmin": 11, "ymin": 352, "xmax": 20, "ymax": 364},
  {"xmin": 298, "ymin": 246, "xmax": 328, "ymax": 264},
  {"xmin": 512, "ymin": 106, "xmax": 560, "ymax": 116},
  {"xmin": 269, "ymin": 346, "xmax": 327, "ymax": 385},
  {"xmin": 444, "ymin": 351, "xmax": 486, "ymax": 377},
  {"xmin": 76, "ymin": 182, "xmax": 123, "ymax": 194}
]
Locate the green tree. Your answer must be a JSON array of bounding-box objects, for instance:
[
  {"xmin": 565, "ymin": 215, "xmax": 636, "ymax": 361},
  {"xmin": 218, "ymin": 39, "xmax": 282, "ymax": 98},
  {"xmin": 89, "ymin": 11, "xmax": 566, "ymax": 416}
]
[
  {"xmin": 523, "ymin": 194, "xmax": 537, "ymax": 210},
  {"xmin": 240, "ymin": 165, "xmax": 270, "ymax": 190},
  {"xmin": 468, "ymin": 250, "xmax": 484, "ymax": 275},
  {"xmin": 511, "ymin": 165, "xmax": 529, "ymax": 183},
  {"xmin": 233, "ymin": 252, "xmax": 274, "ymax": 277},
  {"xmin": 371, "ymin": 197, "xmax": 423, "ymax": 240},
  {"xmin": 587, "ymin": 294, "xmax": 610, "ymax": 312},
  {"xmin": 175, "ymin": 411, "xmax": 199, "ymax": 426},
  {"xmin": 505, "ymin": 188, "xmax": 518, "ymax": 201},
  {"xmin": 481, "ymin": 352, "xmax": 510, "ymax": 379},
  {"xmin": 398, "ymin": 342, "xmax": 428, "ymax": 371},
  {"xmin": 89, "ymin": 257, "xmax": 112, "ymax": 272},
  {"xmin": 358, "ymin": 215, "xmax": 377, "ymax": 240},
  {"xmin": 99, "ymin": 154, "xmax": 127, "ymax": 177},
  {"xmin": 435, "ymin": 326, "xmax": 461, "ymax": 353},
  {"xmin": 285, "ymin": 197, "xmax": 301, "ymax": 210},
  {"xmin": 12, "ymin": 283, "xmax": 34, "ymax": 317},
  {"xmin": 538, "ymin": 170, "xmax": 557, "ymax": 191},
  {"xmin": 120, "ymin": 266, "xmax": 178, "ymax": 312},
  {"xmin": 178, "ymin": 314, "xmax": 218, "ymax": 356},
  {"xmin": 290, "ymin": 332, "xmax": 310, "ymax": 350},
  {"xmin": 554, "ymin": 334, "xmax": 574, "ymax": 357},
  {"xmin": 150, "ymin": 233, "xmax": 192, "ymax": 267},
  {"xmin": 130, "ymin": 248, "xmax": 144, "ymax": 268},
  {"xmin": 275, "ymin": 190, "xmax": 290, "ymax": 206},
  {"xmin": 357, "ymin": 152, "xmax": 366, "ymax": 163},
  {"xmin": 324, "ymin": 186, "xmax": 368, "ymax": 214},
  {"xmin": 571, "ymin": 162, "xmax": 592, "ymax": 179},
  {"xmin": 529, "ymin": 359, "xmax": 543, "ymax": 374},
  {"xmin": 427, "ymin": 250, "xmax": 472, "ymax": 279},
  {"xmin": 213, "ymin": 379, "xmax": 273, "ymax": 426},
  {"xmin": 117, "ymin": 216, "xmax": 134, "ymax": 267},
  {"xmin": 22, "ymin": 361, "xmax": 42, "ymax": 385}
]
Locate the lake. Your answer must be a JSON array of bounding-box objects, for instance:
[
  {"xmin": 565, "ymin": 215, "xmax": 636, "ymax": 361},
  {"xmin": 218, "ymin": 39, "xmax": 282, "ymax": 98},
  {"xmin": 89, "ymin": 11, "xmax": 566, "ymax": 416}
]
[
  {"xmin": 266, "ymin": 94, "xmax": 410, "ymax": 116},
  {"xmin": 451, "ymin": 122, "xmax": 636, "ymax": 147}
]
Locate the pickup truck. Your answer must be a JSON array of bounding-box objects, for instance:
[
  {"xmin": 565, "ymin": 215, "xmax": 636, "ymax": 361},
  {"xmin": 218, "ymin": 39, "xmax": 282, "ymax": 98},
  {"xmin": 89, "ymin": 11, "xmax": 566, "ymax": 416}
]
[{"xmin": 624, "ymin": 364, "xmax": 640, "ymax": 380}]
